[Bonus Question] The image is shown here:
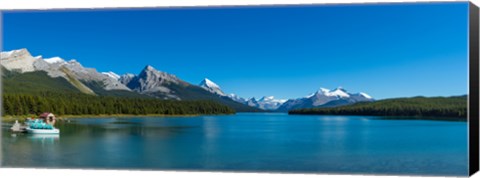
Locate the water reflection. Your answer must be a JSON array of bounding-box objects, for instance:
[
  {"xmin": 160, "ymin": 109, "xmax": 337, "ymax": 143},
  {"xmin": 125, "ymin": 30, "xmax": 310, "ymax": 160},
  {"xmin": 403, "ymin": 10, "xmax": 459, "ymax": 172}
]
[
  {"xmin": 2, "ymin": 114, "xmax": 468, "ymax": 176},
  {"xmin": 27, "ymin": 134, "xmax": 59, "ymax": 144},
  {"xmin": 317, "ymin": 116, "xmax": 349, "ymax": 122},
  {"xmin": 27, "ymin": 134, "xmax": 59, "ymax": 139}
]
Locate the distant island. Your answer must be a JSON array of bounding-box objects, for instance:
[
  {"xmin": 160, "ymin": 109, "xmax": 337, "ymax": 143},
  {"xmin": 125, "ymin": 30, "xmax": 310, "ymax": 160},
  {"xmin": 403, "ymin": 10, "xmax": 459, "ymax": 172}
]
[{"xmin": 289, "ymin": 96, "xmax": 467, "ymax": 121}]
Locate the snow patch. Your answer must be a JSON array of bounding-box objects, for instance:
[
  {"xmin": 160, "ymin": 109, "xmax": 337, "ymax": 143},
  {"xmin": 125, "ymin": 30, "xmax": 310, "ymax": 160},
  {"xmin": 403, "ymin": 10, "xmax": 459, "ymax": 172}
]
[
  {"xmin": 102, "ymin": 71, "xmax": 121, "ymax": 80},
  {"xmin": 34, "ymin": 56, "xmax": 43, "ymax": 60},
  {"xmin": 44, "ymin": 57, "xmax": 66, "ymax": 64},
  {"xmin": 359, "ymin": 92, "xmax": 373, "ymax": 99},
  {"xmin": 202, "ymin": 78, "xmax": 220, "ymax": 89},
  {"xmin": 328, "ymin": 88, "xmax": 350, "ymax": 98}
]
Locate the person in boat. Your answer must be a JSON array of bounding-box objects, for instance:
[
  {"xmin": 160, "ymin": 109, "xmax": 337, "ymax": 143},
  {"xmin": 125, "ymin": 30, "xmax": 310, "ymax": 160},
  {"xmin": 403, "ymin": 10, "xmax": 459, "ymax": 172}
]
[{"xmin": 10, "ymin": 120, "xmax": 23, "ymax": 132}]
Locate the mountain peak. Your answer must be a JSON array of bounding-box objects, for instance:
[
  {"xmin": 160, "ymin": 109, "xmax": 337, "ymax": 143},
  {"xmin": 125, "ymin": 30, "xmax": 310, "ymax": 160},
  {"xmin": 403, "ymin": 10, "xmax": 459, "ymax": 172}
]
[
  {"xmin": 1, "ymin": 48, "xmax": 30, "ymax": 59},
  {"xmin": 330, "ymin": 87, "xmax": 349, "ymax": 98},
  {"xmin": 200, "ymin": 78, "xmax": 220, "ymax": 89},
  {"xmin": 308, "ymin": 88, "xmax": 332, "ymax": 98},
  {"xmin": 144, "ymin": 65, "xmax": 155, "ymax": 71},
  {"xmin": 318, "ymin": 88, "xmax": 330, "ymax": 93},
  {"xmin": 333, "ymin": 87, "xmax": 347, "ymax": 92},
  {"xmin": 199, "ymin": 78, "xmax": 225, "ymax": 96},
  {"xmin": 1, "ymin": 48, "xmax": 36, "ymax": 73}
]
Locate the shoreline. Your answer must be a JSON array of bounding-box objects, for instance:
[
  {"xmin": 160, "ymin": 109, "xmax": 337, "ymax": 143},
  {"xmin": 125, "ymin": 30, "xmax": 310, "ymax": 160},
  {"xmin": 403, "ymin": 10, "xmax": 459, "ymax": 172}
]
[
  {"xmin": 2, "ymin": 113, "xmax": 467, "ymax": 123},
  {"xmin": 288, "ymin": 113, "xmax": 467, "ymax": 122},
  {"xmin": 1, "ymin": 113, "xmax": 234, "ymax": 123}
]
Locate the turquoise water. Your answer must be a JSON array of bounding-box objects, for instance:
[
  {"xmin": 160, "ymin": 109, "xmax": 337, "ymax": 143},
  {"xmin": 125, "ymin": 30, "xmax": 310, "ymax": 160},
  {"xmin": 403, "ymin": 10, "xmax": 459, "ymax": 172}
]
[{"xmin": 1, "ymin": 113, "xmax": 468, "ymax": 176}]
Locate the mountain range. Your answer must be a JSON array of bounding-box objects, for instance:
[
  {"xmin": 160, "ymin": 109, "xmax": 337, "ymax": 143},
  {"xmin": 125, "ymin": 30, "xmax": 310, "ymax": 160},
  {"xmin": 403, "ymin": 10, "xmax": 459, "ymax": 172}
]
[
  {"xmin": 185, "ymin": 72, "xmax": 374, "ymax": 111},
  {"xmin": 0, "ymin": 48, "xmax": 260, "ymax": 112},
  {"xmin": 276, "ymin": 87, "xmax": 374, "ymax": 112},
  {"xmin": 1, "ymin": 48, "xmax": 374, "ymax": 112}
]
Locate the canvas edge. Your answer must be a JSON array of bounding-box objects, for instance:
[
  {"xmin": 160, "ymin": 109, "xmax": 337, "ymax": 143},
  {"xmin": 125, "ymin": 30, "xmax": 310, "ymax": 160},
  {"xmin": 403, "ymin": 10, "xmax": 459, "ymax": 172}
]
[
  {"xmin": 0, "ymin": 10, "xmax": 4, "ymax": 168},
  {"xmin": 469, "ymin": 1, "xmax": 480, "ymax": 176}
]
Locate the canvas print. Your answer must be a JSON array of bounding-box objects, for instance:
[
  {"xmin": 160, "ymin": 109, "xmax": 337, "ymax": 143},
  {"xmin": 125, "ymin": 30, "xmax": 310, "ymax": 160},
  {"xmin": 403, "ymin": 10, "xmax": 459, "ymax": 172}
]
[{"xmin": 0, "ymin": 2, "xmax": 473, "ymax": 176}]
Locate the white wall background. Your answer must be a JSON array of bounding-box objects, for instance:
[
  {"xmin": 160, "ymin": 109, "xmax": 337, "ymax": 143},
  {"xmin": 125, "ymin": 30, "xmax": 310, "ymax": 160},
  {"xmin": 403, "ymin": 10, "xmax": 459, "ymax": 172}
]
[
  {"xmin": 0, "ymin": 0, "xmax": 478, "ymax": 178},
  {"xmin": 0, "ymin": 0, "xmax": 476, "ymax": 10}
]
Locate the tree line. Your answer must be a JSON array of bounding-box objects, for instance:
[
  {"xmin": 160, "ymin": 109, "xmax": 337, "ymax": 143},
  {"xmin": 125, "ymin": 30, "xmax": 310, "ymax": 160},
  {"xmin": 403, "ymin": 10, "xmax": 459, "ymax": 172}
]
[
  {"xmin": 289, "ymin": 96, "xmax": 467, "ymax": 119},
  {"xmin": 3, "ymin": 92, "xmax": 235, "ymax": 116}
]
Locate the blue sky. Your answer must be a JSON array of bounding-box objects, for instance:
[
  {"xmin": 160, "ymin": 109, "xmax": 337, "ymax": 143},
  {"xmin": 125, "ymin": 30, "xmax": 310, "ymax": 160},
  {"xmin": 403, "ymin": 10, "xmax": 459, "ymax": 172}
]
[{"xmin": 2, "ymin": 2, "xmax": 469, "ymax": 99}]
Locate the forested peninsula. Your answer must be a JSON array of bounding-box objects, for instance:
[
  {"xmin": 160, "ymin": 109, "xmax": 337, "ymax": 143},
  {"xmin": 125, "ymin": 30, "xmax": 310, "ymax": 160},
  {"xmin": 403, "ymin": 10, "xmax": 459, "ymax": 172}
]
[{"xmin": 289, "ymin": 96, "xmax": 467, "ymax": 121}]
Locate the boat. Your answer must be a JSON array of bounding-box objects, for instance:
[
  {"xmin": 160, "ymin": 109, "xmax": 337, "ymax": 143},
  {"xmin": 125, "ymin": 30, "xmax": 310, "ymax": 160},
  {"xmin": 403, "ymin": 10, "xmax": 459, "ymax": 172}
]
[
  {"xmin": 26, "ymin": 127, "xmax": 60, "ymax": 134},
  {"xmin": 25, "ymin": 119, "xmax": 60, "ymax": 134},
  {"xmin": 10, "ymin": 112, "xmax": 61, "ymax": 134}
]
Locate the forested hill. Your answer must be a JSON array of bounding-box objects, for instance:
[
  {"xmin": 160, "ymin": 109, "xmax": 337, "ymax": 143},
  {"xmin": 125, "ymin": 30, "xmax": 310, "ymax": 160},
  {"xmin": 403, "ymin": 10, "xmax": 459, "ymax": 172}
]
[
  {"xmin": 3, "ymin": 92, "xmax": 235, "ymax": 116},
  {"xmin": 289, "ymin": 96, "xmax": 467, "ymax": 120},
  {"xmin": 2, "ymin": 69, "xmax": 235, "ymax": 116}
]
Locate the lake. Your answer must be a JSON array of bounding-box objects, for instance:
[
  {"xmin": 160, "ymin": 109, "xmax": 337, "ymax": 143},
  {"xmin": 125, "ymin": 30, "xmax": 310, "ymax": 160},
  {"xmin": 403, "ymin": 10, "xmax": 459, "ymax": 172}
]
[{"xmin": 1, "ymin": 113, "xmax": 468, "ymax": 176}]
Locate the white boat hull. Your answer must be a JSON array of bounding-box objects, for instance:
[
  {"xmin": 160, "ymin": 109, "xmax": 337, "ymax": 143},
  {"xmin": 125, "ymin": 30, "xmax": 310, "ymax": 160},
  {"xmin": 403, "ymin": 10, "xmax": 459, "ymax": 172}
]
[{"xmin": 26, "ymin": 127, "xmax": 60, "ymax": 134}]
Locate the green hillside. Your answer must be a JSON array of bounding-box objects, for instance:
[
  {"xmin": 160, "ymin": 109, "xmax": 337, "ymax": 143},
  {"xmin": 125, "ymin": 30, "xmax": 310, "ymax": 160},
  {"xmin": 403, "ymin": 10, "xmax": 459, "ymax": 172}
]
[
  {"xmin": 289, "ymin": 96, "xmax": 467, "ymax": 120},
  {"xmin": 2, "ymin": 69, "xmax": 82, "ymax": 94},
  {"xmin": 59, "ymin": 66, "xmax": 96, "ymax": 95}
]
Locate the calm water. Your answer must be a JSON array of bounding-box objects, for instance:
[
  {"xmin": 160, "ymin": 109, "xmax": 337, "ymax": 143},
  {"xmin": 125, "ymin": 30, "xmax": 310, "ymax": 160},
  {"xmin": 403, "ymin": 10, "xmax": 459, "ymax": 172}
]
[{"xmin": 1, "ymin": 113, "xmax": 468, "ymax": 176}]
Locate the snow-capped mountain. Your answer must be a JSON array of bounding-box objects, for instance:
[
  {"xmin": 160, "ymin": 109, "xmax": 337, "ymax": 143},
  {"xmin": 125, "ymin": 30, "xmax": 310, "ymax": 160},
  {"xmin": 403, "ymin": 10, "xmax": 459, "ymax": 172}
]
[
  {"xmin": 0, "ymin": 49, "xmax": 67, "ymax": 76},
  {"xmin": 244, "ymin": 96, "xmax": 287, "ymax": 110},
  {"xmin": 117, "ymin": 66, "xmax": 260, "ymax": 111},
  {"xmin": 246, "ymin": 97, "xmax": 259, "ymax": 108},
  {"xmin": 53, "ymin": 58, "xmax": 130, "ymax": 91},
  {"xmin": 0, "ymin": 48, "xmax": 37, "ymax": 73},
  {"xmin": 121, "ymin": 65, "xmax": 185, "ymax": 99},
  {"xmin": 197, "ymin": 79, "xmax": 286, "ymax": 110},
  {"xmin": 257, "ymin": 96, "xmax": 288, "ymax": 110},
  {"xmin": 199, "ymin": 78, "xmax": 226, "ymax": 96},
  {"xmin": 259, "ymin": 96, "xmax": 288, "ymax": 103},
  {"xmin": 1, "ymin": 48, "xmax": 130, "ymax": 92},
  {"xmin": 227, "ymin": 95, "xmax": 287, "ymax": 110},
  {"xmin": 276, "ymin": 87, "xmax": 374, "ymax": 112}
]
